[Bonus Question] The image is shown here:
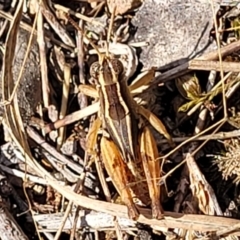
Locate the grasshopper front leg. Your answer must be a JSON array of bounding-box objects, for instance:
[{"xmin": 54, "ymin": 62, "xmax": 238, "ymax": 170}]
[
  {"xmin": 140, "ymin": 126, "xmax": 164, "ymax": 219},
  {"xmin": 100, "ymin": 136, "xmax": 139, "ymax": 220}
]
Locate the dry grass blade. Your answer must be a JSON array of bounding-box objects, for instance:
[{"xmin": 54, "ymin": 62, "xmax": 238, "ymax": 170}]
[
  {"xmin": 77, "ymin": 18, "xmax": 88, "ymax": 110},
  {"xmin": 2, "ymin": 0, "xmax": 25, "ymax": 138},
  {"xmin": 159, "ymin": 129, "xmax": 240, "ymax": 144},
  {"xmin": 43, "ymin": 102, "xmax": 100, "ymax": 134},
  {"xmin": 57, "ymin": 62, "xmax": 71, "ymax": 150},
  {"xmin": 39, "ymin": 0, "xmax": 75, "ymax": 47},
  {"xmin": 211, "ymin": 0, "xmax": 232, "ymax": 120},
  {"xmin": 1, "ymin": 0, "xmax": 41, "ymax": 238},
  {"xmin": 53, "ymin": 4, "xmax": 104, "ymax": 26},
  {"xmin": 189, "ymin": 59, "xmax": 240, "ymax": 72},
  {"xmin": 37, "ymin": 10, "xmax": 49, "ymax": 108}
]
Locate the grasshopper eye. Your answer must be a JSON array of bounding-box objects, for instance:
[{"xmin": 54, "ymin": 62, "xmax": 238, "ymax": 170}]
[
  {"xmin": 110, "ymin": 58, "xmax": 123, "ymax": 75},
  {"xmin": 90, "ymin": 62, "xmax": 100, "ymax": 79}
]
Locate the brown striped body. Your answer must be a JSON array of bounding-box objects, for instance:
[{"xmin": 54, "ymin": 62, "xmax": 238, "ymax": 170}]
[{"xmin": 95, "ymin": 57, "xmax": 139, "ymax": 162}]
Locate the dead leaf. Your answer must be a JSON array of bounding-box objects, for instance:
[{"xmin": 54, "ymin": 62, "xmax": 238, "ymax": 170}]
[{"xmin": 186, "ymin": 153, "xmax": 223, "ymax": 216}]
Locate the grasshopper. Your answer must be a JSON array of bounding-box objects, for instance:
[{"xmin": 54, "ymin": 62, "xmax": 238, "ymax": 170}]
[
  {"xmin": 83, "ymin": 43, "xmax": 173, "ymax": 220},
  {"xmin": 69, "ymin": 14, "xmax": 172, "ymax": 220}
]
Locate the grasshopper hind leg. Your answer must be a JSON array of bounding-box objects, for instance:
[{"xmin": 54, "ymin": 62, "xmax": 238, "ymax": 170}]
[
  {"xmin": 140, "ymin": 126, "xmax": 164, "ymax": 219},
  {"xmin": 100, "ymin": 136, "xmax": 139, "ymax": 220}
]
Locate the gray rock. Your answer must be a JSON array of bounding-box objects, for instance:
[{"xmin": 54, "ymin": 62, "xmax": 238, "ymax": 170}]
[
  {"xmin": 0, "ymin": 29, "xmax": 41, "ymax": 121},
  {"xmin": 133, "ymin": 0, "xmax": 219, "ymax": 68}
]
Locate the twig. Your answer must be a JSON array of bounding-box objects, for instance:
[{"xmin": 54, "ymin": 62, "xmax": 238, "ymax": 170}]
[
  {"xmin": 26, "ymin": 127, "xmax": 84, "ymax": 173},
  {"xmin": 69, "ymin": 117, "xmax": 98, "ymax": 240},
  {"xmin": 39, "ymin": 1, "xmax": 75, "ymax": 47},
  {"xmin": 0, "ymin": 164, "xmax": 47, "ymax": 185},
  {"xmin": 53, "ymin": 201, "xmax": 73, "ymax": 240},
  {"xmin": 210, "ymin": 0, "xmax": 227, "ymax": 118},
  {"xmin": 1, "ymin": 2, "xmax": 41, "ymax": 238},
  {"xmin": 214, "ymin": 72, "xmax": 240, "ymax": 116},
  {"xmin": 43, "ymin": 102, "xmax": 99, "ymax": 134},
  {"xmin": 215, "ymin": 222, "xmax": 240, "ymax": 238},
  {"xmin": 32, "ymin": 201, "xmax": 240, "ymax": 233},
  {"xmin": 42, "ymin": 232, "xmax": 54, "ymax": 240},
  {"xmin": 26, "ymin": 126, "xmax": 100, "ymax": 194},
  {"xmin": 158, "ymin": 129, "xmax": 240, "ymax": 144},
  {"xmin": 154, "ymin": 39, "xmax": 240, "ymax": 85},
  {"xmin": 54, "ymin": 154, "xmax": 89, "ymax": 239},
  {"xmin": 41, "ymin": 150, "xmax": 79, "ymax": 183},
  {"xmin": 69, "ymin": 207, "xmax": 80, "ymax": 240},
  {"xmin": 37, "ymin": 10, "xmax": 50, "ymax": 108},
  {"xmin": 53, "ymin": 4, "xmax": 104, "ymax": 26},
  {"xmin": 0, "ymin": 196, "xmax": 29, "ymax": 240},
  {"xmin": 0, "ymin": 12, "xmax": 10, "ymax": 38},
  {"xmin": 57, "ymin": 63, "xmax": 71, "ymax": 150},
  {"xmin": 161, "ymin": 119, "xmax": 225, "ymax": 160},
  {"xmin": 77, "ymin": 18, "xmax": 88, "ymax": 110},
  {"xmin": 189, "ymin": 60, "xmax": 240, "ymax": 72}
]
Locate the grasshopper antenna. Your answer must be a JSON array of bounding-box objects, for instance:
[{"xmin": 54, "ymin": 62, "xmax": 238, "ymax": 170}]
[
  {"xmin": 106, "ymin": 6, "xmax": 116, "ymax": 57},
  {"xmin": 66, "ymin": 13, "xmax": 103, "ymax": 60}
]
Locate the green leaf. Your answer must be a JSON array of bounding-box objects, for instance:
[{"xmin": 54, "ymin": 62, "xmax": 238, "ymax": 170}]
[{"xmin": 178, "ymin": 99, "xmax": 201, "ymax": 112}]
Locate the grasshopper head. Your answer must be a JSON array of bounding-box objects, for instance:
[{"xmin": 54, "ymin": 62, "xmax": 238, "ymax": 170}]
[{"xmin": 90, "ymin": 57, "xmax": 124, "ymax": 86}]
